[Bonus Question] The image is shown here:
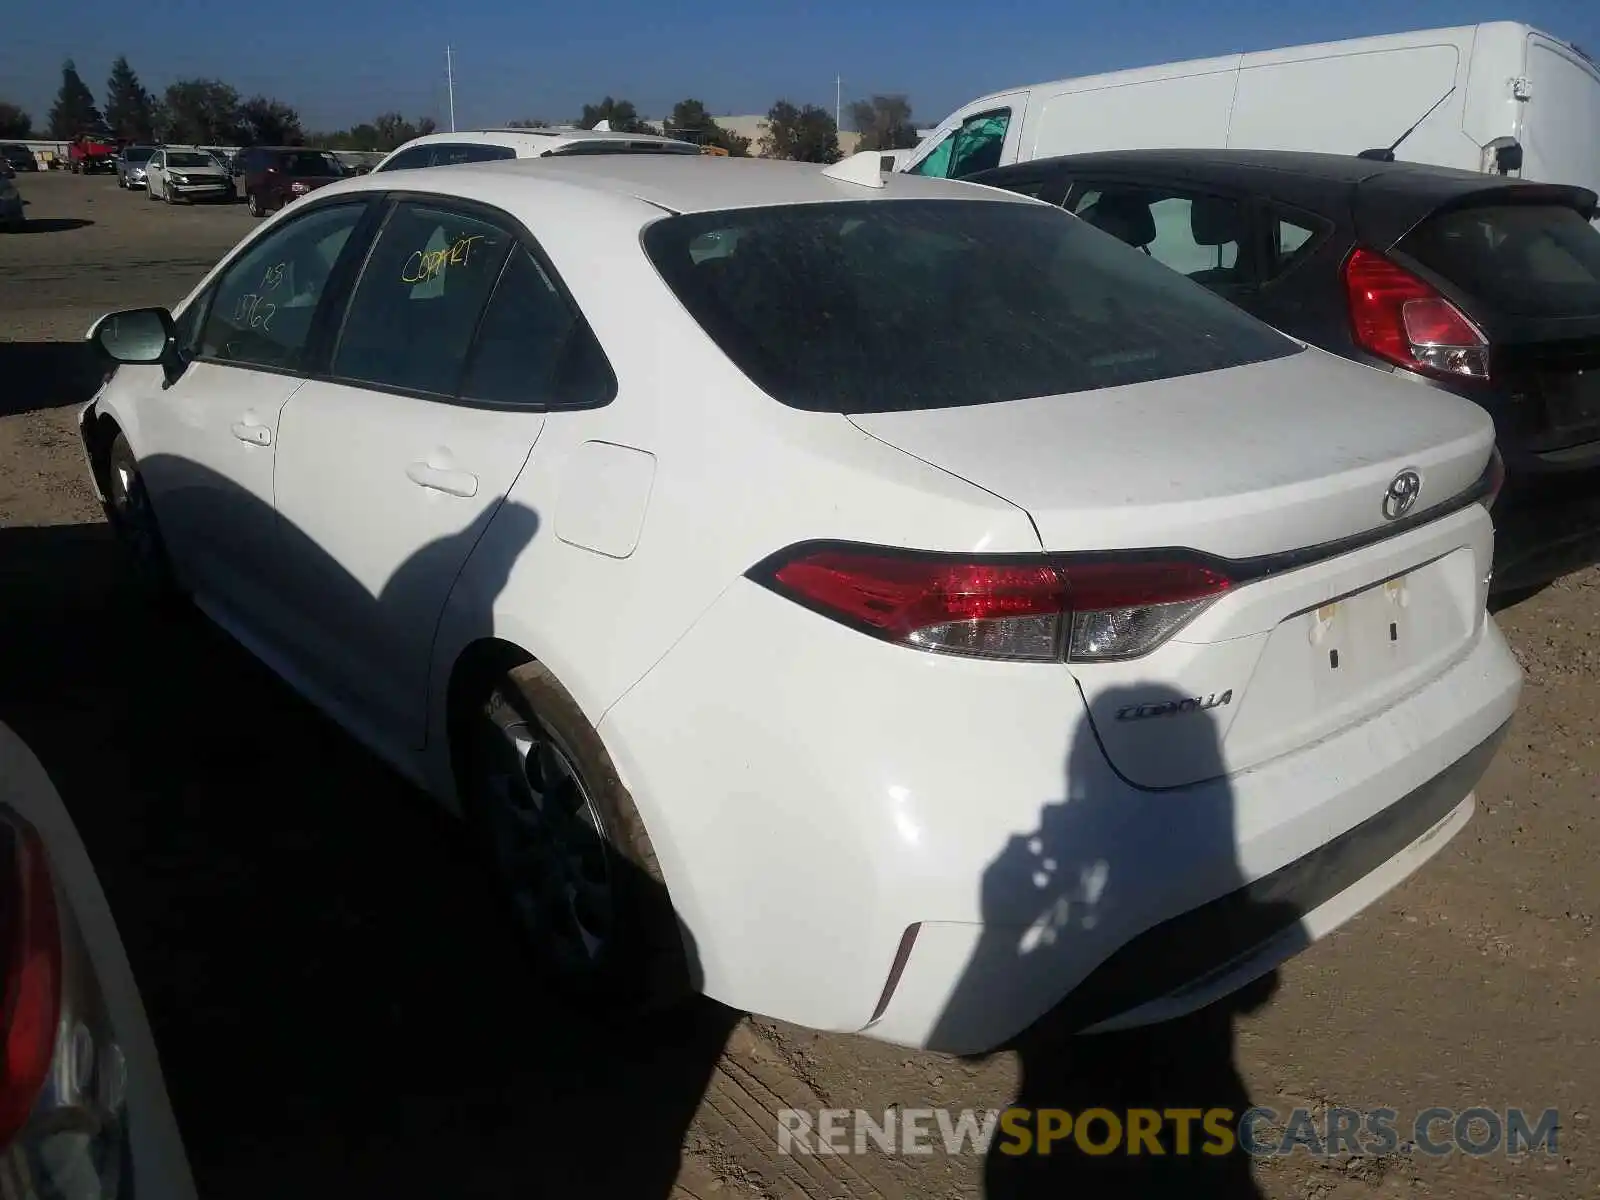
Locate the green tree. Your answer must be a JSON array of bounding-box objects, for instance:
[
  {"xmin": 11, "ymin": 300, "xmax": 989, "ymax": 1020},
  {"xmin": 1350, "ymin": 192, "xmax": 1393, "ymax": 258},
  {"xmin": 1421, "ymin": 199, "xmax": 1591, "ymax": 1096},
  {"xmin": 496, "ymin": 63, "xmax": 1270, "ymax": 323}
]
[
  {"xmin": 369, "ymin": 112, "xmax": 437, "ymax": 152},
  {"xmin": 47, "ymin": 59, "xmax": 102, "ymax": 138},
  {"xmin": 847, "ymin": 94, "xmax": 918, "ymax": 152},
  {"xmin": 162, "ymin": 79, "xmax": 242, "ymax": 144},
  {"xmin": 239, "ymin": 96, "xmax": 303, "ymax": 145},
  {"xmin": 664, "ymin": 98, "xmax": 750, "ymax": 156},
  {"xmin": 0, "ymin": 102, "xmax": 32, "ymax": 139},
  {"xmin": 760, "ymin": 101, "xmax": 840, "ymax": 163},
  {"xmin": 104, "ymin": 56, "xmax": 156, "ymax": 143},
  {"xmin": 579, "ymin": 96, "xmax": 655, "ymax": 134}
]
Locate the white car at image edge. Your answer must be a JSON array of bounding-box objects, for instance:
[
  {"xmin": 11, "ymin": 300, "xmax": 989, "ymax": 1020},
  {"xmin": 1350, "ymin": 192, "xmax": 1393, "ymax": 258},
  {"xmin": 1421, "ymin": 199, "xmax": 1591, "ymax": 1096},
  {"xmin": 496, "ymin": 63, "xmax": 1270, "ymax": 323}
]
[
  {"xmin": 75, "ymin": 153, "xmax": 1522, "ymax": 1054},
  {"xmin": 372, "ymin": 126, "xmax": 702, "ymax": 174}
]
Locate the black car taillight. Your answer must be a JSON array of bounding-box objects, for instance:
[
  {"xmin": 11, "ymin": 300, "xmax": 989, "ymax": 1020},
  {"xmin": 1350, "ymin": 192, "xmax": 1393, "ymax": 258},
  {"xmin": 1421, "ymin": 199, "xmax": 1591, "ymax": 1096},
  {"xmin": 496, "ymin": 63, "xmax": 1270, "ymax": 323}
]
[
  {"xmin": 753, "ymin": 545, "xmax": 1232, "ymax": 663},
  {"xmin": 1343, "ymin": 248, "xmax": 1490, "ymax": 382},
  {"xmin": 0, "ymin": 815, "xmax": 62, "ymax": 1148}
]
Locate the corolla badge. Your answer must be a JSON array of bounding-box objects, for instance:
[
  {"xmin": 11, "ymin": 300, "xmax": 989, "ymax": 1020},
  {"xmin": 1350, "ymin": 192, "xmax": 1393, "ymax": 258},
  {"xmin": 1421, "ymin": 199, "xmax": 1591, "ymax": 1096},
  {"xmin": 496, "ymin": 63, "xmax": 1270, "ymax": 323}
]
[{"xmin": 1383, "ymin": 469, "xmax": 1421, "ymax": 521}]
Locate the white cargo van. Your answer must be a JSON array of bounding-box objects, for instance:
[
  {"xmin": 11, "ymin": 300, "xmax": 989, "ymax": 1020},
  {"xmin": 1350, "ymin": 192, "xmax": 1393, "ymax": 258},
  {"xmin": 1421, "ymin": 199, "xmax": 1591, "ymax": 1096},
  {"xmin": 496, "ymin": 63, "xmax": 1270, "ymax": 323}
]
[{"xmin": 904, "ymin": 22, "xmax": 1600, "ymax": 202}]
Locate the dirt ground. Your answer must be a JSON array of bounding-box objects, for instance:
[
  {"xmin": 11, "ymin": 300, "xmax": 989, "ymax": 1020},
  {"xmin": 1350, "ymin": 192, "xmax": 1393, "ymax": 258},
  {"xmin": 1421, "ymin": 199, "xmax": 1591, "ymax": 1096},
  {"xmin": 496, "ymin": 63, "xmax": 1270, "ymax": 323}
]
[{"xmin": 1, "ymin": 172, "xmax": 1595, "ymax": 1200}]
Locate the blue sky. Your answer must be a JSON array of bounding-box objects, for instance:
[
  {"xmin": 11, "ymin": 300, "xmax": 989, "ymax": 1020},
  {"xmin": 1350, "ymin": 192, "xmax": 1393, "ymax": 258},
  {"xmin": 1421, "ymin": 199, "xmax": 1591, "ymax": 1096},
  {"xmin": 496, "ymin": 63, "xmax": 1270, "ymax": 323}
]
[{"xmin": 2, "ymin": 0, "xmax": 1594, "ymax": 134}]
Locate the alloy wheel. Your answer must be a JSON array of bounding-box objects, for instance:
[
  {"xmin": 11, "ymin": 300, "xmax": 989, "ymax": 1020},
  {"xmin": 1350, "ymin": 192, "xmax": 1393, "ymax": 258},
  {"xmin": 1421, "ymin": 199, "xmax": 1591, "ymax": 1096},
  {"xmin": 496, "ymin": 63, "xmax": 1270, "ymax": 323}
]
[{"xmin": 477, "ymin": 694, "xmax": 615, "ymax": 974}]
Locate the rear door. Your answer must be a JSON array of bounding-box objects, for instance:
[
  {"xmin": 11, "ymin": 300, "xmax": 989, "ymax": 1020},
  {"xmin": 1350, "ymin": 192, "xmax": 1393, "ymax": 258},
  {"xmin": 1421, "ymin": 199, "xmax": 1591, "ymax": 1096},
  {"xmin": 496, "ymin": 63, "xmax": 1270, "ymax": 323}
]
[
  {"xmin": 270, "ymin": 196, "xmax": 611, "ymax": 747},
  {"xmin": 1523, "ymin": 35, "xmax": 1600, "ymax": 204}
]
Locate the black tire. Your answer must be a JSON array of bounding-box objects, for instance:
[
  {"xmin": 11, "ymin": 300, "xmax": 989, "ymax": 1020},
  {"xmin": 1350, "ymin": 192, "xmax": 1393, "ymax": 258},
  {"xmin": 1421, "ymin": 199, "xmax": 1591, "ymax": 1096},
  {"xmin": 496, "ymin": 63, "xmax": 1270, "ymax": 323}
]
[
  {"xmin": 457, "ymin": 660, "xmax": 692, "ymax": 1012},
  {"xmin": 247, "ymin": 192, "xmax": 264, "ymax": 218},
  {"xmin": 105, "ymin": 433, "xmax": 179, "ymax": 602}
]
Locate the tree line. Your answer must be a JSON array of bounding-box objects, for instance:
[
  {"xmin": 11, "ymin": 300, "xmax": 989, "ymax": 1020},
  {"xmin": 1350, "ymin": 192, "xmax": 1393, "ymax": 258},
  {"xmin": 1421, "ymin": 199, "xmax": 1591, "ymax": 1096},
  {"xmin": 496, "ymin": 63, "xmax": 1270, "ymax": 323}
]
[{"xmin": 0, "ymin": 60, "xmax": 921, "ymax": 163}]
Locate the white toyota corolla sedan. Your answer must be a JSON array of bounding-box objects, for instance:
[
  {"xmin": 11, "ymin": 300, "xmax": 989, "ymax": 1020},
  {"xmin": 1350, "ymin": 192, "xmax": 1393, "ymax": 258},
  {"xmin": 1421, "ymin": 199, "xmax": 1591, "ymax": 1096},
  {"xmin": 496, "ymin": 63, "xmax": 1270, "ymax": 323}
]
[{"xmin": 76, "ymin": 153, "xmax": 1521, "ymax": 1053}]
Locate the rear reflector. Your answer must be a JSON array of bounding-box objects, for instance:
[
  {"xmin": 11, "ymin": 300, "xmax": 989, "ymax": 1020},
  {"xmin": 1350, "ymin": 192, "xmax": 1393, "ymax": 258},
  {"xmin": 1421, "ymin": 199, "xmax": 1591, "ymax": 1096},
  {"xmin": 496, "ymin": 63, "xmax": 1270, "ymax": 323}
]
[
  {"xmin": 0, "ymin": 815, "xmax": 61, "ymax": 1147},
  {"xmin": 1343, "ymin": 248, "xmax": 1489, "ymax": 381},
  {"xmin": 759, "ymin": 546, "xmax": 1231, "ymax": 662}
]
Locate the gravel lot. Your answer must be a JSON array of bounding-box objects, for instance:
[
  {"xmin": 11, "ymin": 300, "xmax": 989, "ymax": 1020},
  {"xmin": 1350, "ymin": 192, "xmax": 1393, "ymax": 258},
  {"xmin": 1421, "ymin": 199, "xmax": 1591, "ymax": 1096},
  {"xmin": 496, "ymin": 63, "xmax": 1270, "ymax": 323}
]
[{"xmin": 2, "ymin": 171, "xmax": 1596, "ymax": 1200}]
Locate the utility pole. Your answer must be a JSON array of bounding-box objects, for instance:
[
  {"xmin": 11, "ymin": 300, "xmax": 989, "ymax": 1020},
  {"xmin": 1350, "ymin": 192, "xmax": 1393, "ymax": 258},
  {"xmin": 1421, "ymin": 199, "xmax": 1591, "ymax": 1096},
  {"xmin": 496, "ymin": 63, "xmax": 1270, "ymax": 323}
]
[
  {"xmin": 446, "ymin": 45, "xmax": 457, "ymax": 132},
  {"xmin": 835, "ymin": 75, "xmax": 842, "ymax": 131}
]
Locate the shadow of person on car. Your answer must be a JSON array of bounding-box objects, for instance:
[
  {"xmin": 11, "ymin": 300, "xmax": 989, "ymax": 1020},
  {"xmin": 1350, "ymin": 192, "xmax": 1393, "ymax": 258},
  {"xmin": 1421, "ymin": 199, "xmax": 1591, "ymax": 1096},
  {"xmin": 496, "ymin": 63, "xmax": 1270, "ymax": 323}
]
[
  {"xmin": 0, "ymin": 458, "xmax": 738, "ymax": 1200},
  {"xmin": 0, "ymin": 340, "xmax": 108, "ymax": 417},
  {"xmin": 929, "ymin": 684, "xmax": 1304, "ymax": 1199}
]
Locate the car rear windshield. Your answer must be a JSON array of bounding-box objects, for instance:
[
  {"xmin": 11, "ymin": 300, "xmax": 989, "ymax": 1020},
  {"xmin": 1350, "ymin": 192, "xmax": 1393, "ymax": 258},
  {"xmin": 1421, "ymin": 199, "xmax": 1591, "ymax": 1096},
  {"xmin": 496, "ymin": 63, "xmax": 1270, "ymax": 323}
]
[
  {"xmin": 1400, "ymin": 203, "xmax": 1600, "ymax": 319},
  {"xmin": 545, "ymin": 140, "xmax": 700, "ymax": 157},
  {"xmin": 280, "ymin": 151, "xmax": 341, "ymax": 176},
  {"xmin": 642, "ymin": 199, "xmax": 1300, "ymax": 413}
]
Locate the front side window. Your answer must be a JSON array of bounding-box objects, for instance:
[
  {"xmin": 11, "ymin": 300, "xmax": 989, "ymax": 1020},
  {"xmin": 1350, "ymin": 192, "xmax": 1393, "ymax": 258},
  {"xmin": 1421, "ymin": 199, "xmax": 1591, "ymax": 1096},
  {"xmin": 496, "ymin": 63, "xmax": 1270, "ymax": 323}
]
[
  {"xmin": 199, "ymin": 202, "xmax": 368, "ymax": 371},
  {"xmin": 431, "ymin": 143, "xmax": 518, "ymax": 166},
  {"xmin": 909, "ymin": 109, "xmax": 1012, "ymax": 179},
  {"xmin": 459, "ymin": 248, "xmax": 615, "ymax": 408},
  {"xmin": 643, "ymin": 199, "xmax": 1298, "ymax": 413},
  {"xmin": 908, "ymin": 130, "xmax": 955, "ymax": 178},
  {"xmin": 148, "ymin": 152, "xmax": 164, "ymax": 169},
  {"xmin": 331, "ymin": 202, "xmax": 513, "ymax": 395}
]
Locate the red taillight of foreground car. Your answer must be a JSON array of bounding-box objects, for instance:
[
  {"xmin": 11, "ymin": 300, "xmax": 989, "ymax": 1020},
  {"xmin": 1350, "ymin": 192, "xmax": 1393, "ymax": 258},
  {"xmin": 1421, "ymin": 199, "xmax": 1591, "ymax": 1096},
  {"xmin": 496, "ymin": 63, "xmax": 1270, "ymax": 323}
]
[
  {"xmin": 0, "ymin": 817, "xmax": 62, "ymax": 1147},
  {"xmin": 760, "ymin": 546, "xmax": 1231, "ymax": 662},
  {"xmin": 1343, "ymin": 248, "xmax": 1490, "ymax": 381}
]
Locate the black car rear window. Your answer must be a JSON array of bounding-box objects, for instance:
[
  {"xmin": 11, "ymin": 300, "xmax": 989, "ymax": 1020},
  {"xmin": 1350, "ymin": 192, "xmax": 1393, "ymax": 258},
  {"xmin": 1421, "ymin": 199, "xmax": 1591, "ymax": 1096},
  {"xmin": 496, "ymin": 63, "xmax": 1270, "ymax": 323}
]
[
  {"xmin": 1401, "ymin": 203, "xmax": 1600, "ymax": 319},
  {"xmin": 642, "ymin": 199, "xmax": 1300, "ymax": 413}
]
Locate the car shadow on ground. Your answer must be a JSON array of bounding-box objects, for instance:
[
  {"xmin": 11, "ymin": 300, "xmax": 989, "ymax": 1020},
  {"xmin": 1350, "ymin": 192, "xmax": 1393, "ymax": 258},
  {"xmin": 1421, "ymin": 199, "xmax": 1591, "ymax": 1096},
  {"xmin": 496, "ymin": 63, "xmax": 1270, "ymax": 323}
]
[
  {"xmin": 0, "ymin": 517, "xmax": 738, "ymax": 1199},
  {"xmin": 932, "ymin": 686, "xmax": 1300, "ymax": 1198},
  {"xmin": 0, "ymin": 340, "xmax": 108, "ymax": 417},
  {"xmin": 7, "ymin": 218, "xmax": 95, "ymax": 234}
]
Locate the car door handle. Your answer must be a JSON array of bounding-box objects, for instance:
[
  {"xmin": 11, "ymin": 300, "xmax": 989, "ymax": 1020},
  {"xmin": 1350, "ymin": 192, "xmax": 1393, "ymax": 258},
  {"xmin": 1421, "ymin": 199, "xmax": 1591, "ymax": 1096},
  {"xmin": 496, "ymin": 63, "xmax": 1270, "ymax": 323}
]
[
  {"xmin": 406, "ymin": 462, "xmax": 478, "ymax": 498},
  {"xmin": 231, "ymin": 421, "xmax": 272, "ymax": 447}
]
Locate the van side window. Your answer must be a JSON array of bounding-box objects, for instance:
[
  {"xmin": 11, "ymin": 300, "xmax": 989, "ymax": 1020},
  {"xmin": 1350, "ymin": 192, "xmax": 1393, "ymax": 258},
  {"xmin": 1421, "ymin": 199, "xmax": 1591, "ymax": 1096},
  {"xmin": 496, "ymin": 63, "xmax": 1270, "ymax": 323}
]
[
  {"xmin": 379, "ymin": 146, "xmax": 433, "ymax": 172},
  {"xmin": 910, "ymin": 108, "xmax": 1012, "ymax": 179}
]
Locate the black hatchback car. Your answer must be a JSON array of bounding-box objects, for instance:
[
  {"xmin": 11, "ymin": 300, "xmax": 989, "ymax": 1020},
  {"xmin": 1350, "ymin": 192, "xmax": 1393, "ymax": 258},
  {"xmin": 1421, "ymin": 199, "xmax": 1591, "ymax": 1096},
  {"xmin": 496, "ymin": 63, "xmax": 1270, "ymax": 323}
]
[{"xmin": 970, "ymin": 150, "xmax": 1600, "ymax": 598}]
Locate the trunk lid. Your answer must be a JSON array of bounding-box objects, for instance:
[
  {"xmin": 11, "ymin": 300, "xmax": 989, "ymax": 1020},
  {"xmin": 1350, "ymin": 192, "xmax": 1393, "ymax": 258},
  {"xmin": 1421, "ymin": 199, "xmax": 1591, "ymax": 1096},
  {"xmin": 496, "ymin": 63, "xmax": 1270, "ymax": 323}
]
[{"xmin": 849, "ymin": 348, "xmax": 1497, "ymax": 786}]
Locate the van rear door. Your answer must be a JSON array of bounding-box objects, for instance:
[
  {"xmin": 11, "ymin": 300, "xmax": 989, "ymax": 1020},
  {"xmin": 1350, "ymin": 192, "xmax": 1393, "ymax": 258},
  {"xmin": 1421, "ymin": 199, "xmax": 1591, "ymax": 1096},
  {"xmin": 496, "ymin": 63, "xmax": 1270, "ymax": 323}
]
[{"xmin": 1522, "ymin": 35, "xmax": 1600, "ymax": 211}]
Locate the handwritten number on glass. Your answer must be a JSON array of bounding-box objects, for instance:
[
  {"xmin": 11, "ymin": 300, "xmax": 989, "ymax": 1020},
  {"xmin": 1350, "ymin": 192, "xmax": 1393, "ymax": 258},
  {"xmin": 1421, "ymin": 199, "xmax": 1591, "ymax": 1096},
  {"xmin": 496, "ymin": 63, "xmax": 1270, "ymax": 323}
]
[{"xmin": 232, "ymin": 293, "xmax": 277, "ymax": 334}]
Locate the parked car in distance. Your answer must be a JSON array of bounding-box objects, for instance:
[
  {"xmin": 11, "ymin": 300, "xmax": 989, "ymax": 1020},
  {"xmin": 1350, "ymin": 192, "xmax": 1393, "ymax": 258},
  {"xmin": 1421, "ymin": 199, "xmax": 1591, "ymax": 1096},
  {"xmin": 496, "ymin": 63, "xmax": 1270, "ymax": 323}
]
[
  {"xmin": 0, "ymin": 143, "xmax": 39, "ymax": 172},
  {"xmin": 76, "ymin": 154, "xmax": 1519, "ymax": 1054},
  {"xmin": 144, "ymin": 149, "xmax": 234, "ymax": 204},
  {"xmin": 116, "ymin": 145, "xmax": 158, "ymax": 190},
  {"xmin": 67, "ymin": 133, "xmax": 120, "ymax": 175},
  {"xmin": 230, "ymin": 146, "xmax": 344, "ymax": 216},
  {"xmin": 0, "ymin": 720, "xmax": 198, "ymax": 1199},
  {"xmin": 904, "ymin": 22, "xmax": 1600, "ymax": 209},
  {"xmin": 0, "ymin": 162, "xmax": 22, "ymax": 230},
  {"xmin": 971, "ymin": 149, "xmax": 1600, "ymax": 597},
  {"xmin": 371, "ymin": 127, "xmax": 701, "ymax": 173}
]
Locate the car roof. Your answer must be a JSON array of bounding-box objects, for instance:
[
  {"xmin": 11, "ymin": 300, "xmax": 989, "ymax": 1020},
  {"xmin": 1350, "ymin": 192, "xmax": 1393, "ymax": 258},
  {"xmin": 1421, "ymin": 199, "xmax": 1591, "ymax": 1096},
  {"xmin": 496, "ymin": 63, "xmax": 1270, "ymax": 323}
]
[
  {"xmin": 334, "ymin": 152, "xmax": 1036, "ymax": 215},
  {"xmin": 390, "ymin": 128, "xmax": 698, "ymax": 155}
]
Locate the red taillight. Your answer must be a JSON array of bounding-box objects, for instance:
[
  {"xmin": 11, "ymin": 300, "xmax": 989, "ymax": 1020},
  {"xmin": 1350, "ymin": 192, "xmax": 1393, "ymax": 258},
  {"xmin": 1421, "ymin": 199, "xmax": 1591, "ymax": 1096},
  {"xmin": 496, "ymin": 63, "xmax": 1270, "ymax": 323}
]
[
  {"xmin": 0, "ymin": 818, "xmax": 62, "ymax": 1147},
  {"xmin": 1343, "ymin": 248, "xmax": 1489, "ymax": 381},
  {"xmin": 762, "ymin": 546, "xmax": 1231, "ymax": 662}
]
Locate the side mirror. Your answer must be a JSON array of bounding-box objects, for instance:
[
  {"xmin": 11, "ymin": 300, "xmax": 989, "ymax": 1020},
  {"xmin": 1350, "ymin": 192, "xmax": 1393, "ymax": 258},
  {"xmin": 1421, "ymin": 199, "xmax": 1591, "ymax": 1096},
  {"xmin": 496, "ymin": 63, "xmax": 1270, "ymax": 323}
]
[
  {"xmin": 1495, "ymin": 142, "xmax": 1524, "ymax": 174},
  {"xmin": 88, "ymin": 307, "xmax": 176, "ymax": 367}
]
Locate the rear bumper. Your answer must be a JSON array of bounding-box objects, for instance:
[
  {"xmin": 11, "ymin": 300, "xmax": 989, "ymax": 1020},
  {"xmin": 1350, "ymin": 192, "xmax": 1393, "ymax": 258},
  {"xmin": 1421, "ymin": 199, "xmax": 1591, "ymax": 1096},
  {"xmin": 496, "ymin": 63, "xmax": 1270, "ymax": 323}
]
[{"xmin": 599, "ymin": 572, "xmax": 1522, "ymax": 1053}]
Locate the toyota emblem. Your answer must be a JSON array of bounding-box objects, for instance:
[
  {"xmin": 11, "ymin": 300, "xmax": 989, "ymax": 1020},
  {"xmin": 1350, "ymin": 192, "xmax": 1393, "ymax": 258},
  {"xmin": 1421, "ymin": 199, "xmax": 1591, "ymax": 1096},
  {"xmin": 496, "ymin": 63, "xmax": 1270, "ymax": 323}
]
[{"xmin": 1383, "ymin": 470, "xmax": 1421, "ymax": 520}]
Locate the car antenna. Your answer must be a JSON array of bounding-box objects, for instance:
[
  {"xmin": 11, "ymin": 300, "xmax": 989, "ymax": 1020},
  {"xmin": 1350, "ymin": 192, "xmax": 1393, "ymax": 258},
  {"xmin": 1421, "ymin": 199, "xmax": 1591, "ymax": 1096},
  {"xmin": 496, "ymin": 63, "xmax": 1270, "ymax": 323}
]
[
  {"xmin": 822, "ymin": 149, "xmax": 887, "ymax": 189},
  {"xmin": 1357, "ymin": 85, "xmax": 1457, "ymax": 162}
]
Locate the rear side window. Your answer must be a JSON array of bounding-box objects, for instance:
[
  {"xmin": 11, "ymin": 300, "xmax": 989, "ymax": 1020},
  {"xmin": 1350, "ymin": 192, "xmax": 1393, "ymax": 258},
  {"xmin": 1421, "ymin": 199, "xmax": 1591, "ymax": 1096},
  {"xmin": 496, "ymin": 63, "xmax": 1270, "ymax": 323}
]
[
  {"xmin": 432, "ymin": 143, "xmax": 518, "ymax": 166},
  {"xmin": 642, "ymin": 199, "xmax": 1298, "ymax": 413},
  {"xmin": 459, "ymin": 249, "xmax": 615, "ymax": 407},
  {"xmin": 1400, "ymin": 204, "xmax": 1600, "ymax": 318},
  {"xmin": 543, "ymin": 140, "xmax": 700, "ymax": 157},
  {"xmin": 379, "ymin": 146, "xmax": 432, "ymax": 172},
  {"xmin": 332, "ymin": 203, "xmax": 513, "ymax": 395}
]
